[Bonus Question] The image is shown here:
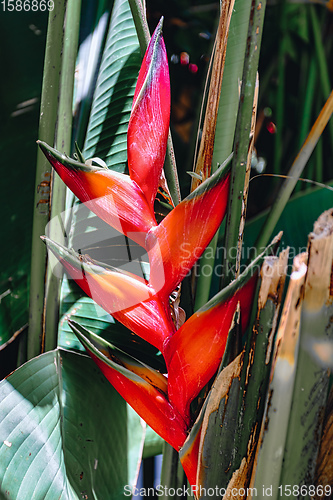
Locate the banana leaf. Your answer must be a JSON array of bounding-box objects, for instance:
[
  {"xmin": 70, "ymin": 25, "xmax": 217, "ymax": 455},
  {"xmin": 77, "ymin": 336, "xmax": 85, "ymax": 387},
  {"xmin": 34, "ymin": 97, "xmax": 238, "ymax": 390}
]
[
  {"xmin": 57, "ymin": 0, "xmax": 143, "ymax": 351},
  {"xmin": 0, "ymin": 348, "xmax": 145, "ymax": 499}
]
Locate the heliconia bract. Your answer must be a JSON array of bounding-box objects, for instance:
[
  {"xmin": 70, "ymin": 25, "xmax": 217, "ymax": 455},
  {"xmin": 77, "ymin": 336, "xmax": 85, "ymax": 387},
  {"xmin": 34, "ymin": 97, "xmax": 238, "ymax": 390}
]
[{"xmin": 127, "ymin": 18, "xmax": 170, "ymax": 210}]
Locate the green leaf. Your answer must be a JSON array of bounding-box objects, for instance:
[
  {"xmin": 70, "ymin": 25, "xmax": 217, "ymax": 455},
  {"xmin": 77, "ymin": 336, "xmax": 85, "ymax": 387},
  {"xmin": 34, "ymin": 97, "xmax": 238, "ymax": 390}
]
[
  {"xmin": 221, "ymin": 0, "xmax": 266, "ymax": 286},
  {"xmin": 197, "ymin": 352, "xmax": 244, "ymax": 492},
  {"xmin": 142, "ymin": 426, "xmax": 164, "ymax": 459},
  {"xmin": 193, "ymin": 0, "xmax": 251, "ymax": 308},
  {"xmin": 0, "ymin": 348, "xmax": 144, "ymax": 499},
  {"xmin": 232, "ymin": 251, "xmax": 288, "ymax": 478},
  {"xmin": 73, "ymin": 1, "xmax": 113, "ymax": 148},
  {"xmin": 42, "ymin": 0, "xmax": 82, "ymax": 355}
]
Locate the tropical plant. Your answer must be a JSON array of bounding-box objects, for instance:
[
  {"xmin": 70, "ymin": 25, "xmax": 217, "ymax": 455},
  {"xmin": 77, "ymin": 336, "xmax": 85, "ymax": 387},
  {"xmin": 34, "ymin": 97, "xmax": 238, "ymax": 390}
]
[{"xmin": 0, "ymin": 0, "xmax": 332, "ymax": 499}]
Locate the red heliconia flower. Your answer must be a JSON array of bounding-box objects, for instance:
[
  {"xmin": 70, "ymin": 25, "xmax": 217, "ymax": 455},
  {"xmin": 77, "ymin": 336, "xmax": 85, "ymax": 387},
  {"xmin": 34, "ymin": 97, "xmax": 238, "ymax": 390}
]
[
  {"xmin": 38, "ymin": 19, "xmax": 170, "ymax": 248},
  {"xmin": 39, "ymin": 136, "xmax": 231, "ymax": 304},
  {"xmin": 38, "ymin": 16, "xmax": 267, "ymax": 490},
  {"xmin": 179, "ymin": 408, "xmax": 205, "ymax": 488}
]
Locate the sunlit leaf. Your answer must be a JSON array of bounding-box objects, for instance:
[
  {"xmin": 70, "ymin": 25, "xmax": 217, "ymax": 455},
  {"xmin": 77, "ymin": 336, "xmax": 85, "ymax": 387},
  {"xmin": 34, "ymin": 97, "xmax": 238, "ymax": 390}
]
[
  {"xmin": 0, "ymin": 348, "xmax": 145, "ymax": 499},
  {"xmin": 83, "ymin": 0, "xmax": 141, "ymax": 171}
]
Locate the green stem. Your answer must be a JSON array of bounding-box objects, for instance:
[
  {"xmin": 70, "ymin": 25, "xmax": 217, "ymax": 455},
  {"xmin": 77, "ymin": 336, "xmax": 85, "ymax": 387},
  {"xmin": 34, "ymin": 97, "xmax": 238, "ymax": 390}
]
[
  {"xmin": 165, "ymin": 133, "xmax": 181, "ymax": 206},
  {"xmin": 306, "ymin": 88, "xmax": 325, "ymax": 188},
  {"xmin": 221, "ymin": 0, "xmax": 266, "ymax": 287},
  {"xmin": 142, "ymin": 427, "xmax": 164, "ymax": 459},
  {"xmin": 43, "ymin": 0, "xmax": 82, "ymax": 353},
  {"xmin": 235, "ymin": 251, "xmax": 288, "ymax": 470},
  {"xmin": 160, "ymin": 442, "xmax": 186, "ymax": 500},
  {"xmin": 211, "ymin": 0, "xmax": 252, "ymax": 170},
  {"xmin": 194, "ymin": 0, "xmax": 252, "ymax": 310},
  {"xmin": 28, "ymin": 1, "xmax": 67, "ymax": 360},
  {"xmin": 315, "ymin": 96, "xmax": 324, "ymax": 184},
  {"xmin": 294, "ymin": 53, "xmax": 317, "ymax": 194},
  {"xmin": 128, "ymin": 0, "xmax": 150, "ymax": 55},
  {"xmin": 194, "ymin": 233, "xmax": 219, "ymax": 310}
]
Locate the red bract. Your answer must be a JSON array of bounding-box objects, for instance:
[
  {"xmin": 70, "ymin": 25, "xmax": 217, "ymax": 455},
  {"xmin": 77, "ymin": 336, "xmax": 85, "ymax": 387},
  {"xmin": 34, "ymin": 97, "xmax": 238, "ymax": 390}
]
[
  {"xmin": 38, "ymin": 144, "xmax": 157, "ymax": 248},
  {"xmin": 148, "ymin": 164, "xmax": 231, "ymax": 300},
  {"xmin": 69, "ymin": 321, "xmax": 187, "ymax": 451},
  {"xmin": 91, "ymin": 350, "xmax": 187, "ymax": 450},
  {"xmin": 127, "ymin": 18, "xmax": 170, "ymax": 210},
  {"xmin": 179, "ymin": 417, "xmax": 203, "ymax": 488},
  {"xmin": 43, "ymin": 237, "xmax": 176, "ymax": 352},
  {"xmin": 165, "ymin": 274, "xmax": 258, "ymax": 422}
]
